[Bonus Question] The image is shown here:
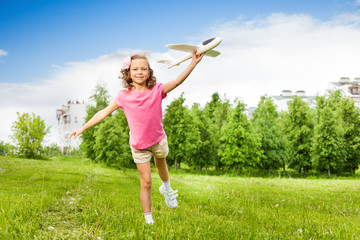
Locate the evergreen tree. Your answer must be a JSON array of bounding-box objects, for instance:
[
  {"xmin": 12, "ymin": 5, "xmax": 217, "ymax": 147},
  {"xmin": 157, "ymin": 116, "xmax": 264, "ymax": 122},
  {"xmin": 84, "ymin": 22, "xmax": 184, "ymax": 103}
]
[
  {"xmin": 10, "ymin": 112, "xmax": 50, "ymax": 159},
  {"xmin": 284, "ymin": 96, "xmax": 314, "ymax": 176},
  {"xmin": 312, "ymin": 92, "xmax": 345, "ymax": 177},
  {"xmin": 81, "ymin": 82, "xmax": 110, "ymax": 160},
  {"xmin": 190, "ymin": 103, "xmax": 213, "ymax": 171},
  {"xmin": 219, "ymin": 99, "xmax": 261, "ymax": 174},
  {"xmin": 278, "ymin": 111, "xmax": 292, "ymax": 172},
  {"xmin": 94, "ymin": 111, "xmax": 133, "ymax": 168},
  {"xmin": 339, "ymin": 95, "xmax": 360, "ymax": 174},
  {"xmin": 205, "ymin": 92, "xmax": 221, "ymax": 118},
  {"xmin": 163, "ymin": 93, "xmax": 200, "ymax": 170},
  {"xmin": 251, "ymin": 97, "xmax": 286, "ymax": 174},
  {"xmin": 204, "ymin": 93, "xmax": 231, "ymax": 170}
]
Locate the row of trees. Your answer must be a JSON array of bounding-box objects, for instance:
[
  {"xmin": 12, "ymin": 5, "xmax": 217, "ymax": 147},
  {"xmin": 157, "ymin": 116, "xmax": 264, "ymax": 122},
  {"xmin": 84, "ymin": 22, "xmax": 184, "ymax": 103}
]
[
  {"xmin": 82, "ymin": 84, "xmax": 360, "ymax": 177},
  {"xmin": 4, "ymin": 83, "xmax": 358, "ymax": 177},
  {"xmin": 166, "ymin": 91, "xmax": 360, "ymax": 177}
]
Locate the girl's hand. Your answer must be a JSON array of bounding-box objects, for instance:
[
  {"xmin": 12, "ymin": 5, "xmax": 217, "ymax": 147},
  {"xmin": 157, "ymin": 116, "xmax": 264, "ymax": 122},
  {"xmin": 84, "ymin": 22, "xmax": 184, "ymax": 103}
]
[
  {"xmin": 69, "ymin": 127, "xmax": 84, "ymax": 140},
  {"xmin": 191, "ymin": 50, "xmax": 205, "ymax": 65},
  {"xmin": 164, "ymin": 50, "xmax": 205, "ymax": 94},
  {"xmin": 68, "ymin": 101, "xmax": 119, "ymax": 140}
]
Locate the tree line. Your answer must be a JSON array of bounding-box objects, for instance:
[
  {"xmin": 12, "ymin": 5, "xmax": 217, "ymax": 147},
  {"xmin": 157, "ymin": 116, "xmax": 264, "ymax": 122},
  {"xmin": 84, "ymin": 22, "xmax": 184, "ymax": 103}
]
[
  {"xmin": 3, "ymin": 83, "xmax": 360, "ymax": 177},
  {"xmin": 80, "ymin": 84, "xmax": 360, "ymax": 177}
]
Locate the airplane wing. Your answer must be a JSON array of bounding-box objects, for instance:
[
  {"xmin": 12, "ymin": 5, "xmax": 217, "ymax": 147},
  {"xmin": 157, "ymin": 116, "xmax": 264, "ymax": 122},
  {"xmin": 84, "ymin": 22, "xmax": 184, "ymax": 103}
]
[
  {"xmin": 205, "ymin": 50, "xmax": 221, "ymax": 57},
  {"xmin": 165, "ymin": 44, "xmax": 200, "ymax": 53}
]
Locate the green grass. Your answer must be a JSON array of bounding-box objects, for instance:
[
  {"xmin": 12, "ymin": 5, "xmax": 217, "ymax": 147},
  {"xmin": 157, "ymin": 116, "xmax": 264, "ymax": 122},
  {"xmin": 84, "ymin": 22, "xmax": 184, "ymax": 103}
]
[{"xmin": 0, "ymin": 156, "xmax": 360, "ymax": 239}]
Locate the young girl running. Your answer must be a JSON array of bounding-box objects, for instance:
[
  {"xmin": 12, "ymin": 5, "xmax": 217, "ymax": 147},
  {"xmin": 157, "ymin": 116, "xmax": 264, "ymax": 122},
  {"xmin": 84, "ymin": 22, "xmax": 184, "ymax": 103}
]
[{"xmin": 69, "ymin": 51, "xmax": 204, "ymax": 224}]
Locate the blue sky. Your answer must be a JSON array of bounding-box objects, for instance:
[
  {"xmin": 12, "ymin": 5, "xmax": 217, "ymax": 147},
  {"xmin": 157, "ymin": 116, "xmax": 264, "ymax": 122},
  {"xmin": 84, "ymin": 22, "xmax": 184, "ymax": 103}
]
[
  {"xmin": 1, "ymin": 0, "xmax": 360, "ymax": 144},
  {"xmin": 1, "ymin": 0, "xmax": 359, "ymax": 83}
]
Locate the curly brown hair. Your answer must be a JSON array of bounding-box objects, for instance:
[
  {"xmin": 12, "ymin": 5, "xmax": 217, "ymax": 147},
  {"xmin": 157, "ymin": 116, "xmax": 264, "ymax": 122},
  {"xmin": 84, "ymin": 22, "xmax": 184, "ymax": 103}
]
[{"xmin": 119, "ymin": 54, "xmax": 156, "ymax": 90}]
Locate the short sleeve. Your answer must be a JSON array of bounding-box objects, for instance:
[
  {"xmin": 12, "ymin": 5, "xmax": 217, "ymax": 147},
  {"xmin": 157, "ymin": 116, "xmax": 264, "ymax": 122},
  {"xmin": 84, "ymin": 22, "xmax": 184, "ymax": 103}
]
[
  {"xmin": 115, "ymin": 90, "xmax": 124, "ymax": 108},
  {"xmin": 158, "ymin": 83, "xmax": 167, "ymax": 99}
]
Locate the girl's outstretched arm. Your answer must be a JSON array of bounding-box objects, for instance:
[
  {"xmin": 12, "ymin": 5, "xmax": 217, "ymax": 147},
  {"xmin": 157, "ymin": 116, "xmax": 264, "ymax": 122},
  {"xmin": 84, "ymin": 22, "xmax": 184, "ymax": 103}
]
[
  {"xmin": 164, "ymin": 51, "xmax": 204, "ymax": 94},
  {"xmin": 69, "ymin": 100, "xmax": 119, "ymax": 139}
]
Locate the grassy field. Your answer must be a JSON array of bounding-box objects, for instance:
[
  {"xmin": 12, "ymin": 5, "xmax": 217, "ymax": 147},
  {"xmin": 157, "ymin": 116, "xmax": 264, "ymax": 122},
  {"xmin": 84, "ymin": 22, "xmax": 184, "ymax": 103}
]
[{"xmin": 0, "ymin": 156, "xmax": 359, "ymax": 239}]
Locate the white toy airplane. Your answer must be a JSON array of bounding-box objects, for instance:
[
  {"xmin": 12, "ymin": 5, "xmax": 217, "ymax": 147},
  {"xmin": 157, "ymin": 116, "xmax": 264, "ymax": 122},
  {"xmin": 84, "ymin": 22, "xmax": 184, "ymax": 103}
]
[{"xmin": 158, "ymin": 37, "xmax": 222, "ymax": 69}]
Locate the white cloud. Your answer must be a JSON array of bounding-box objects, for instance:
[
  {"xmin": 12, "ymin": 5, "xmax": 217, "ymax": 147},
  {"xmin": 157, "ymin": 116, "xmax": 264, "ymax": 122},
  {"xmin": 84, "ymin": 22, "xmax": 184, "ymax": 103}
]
[
  {"xmin": 0, "ymin": 49, "xmax": 9, "ymax": 57},
  {"xmin": 186, "ymin": 12, "xmax": 360, "ymax": 107},
  {"xmin": 1, "ymin": 12, "xmax": 360, "ymax": 144},
  {"xmin": 355, "ymin": 0, "xmax": 360, "ymax": 7},
  {"xmin": 0, "ymin": 49, "xmax": 178, "ymax": 144}
]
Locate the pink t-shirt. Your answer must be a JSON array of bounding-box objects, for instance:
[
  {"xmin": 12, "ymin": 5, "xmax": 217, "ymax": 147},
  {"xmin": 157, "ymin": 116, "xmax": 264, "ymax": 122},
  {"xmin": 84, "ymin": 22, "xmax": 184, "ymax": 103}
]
[{"xmin": 115, "ymin": 83, "xmax": 167, "ymax": 149}]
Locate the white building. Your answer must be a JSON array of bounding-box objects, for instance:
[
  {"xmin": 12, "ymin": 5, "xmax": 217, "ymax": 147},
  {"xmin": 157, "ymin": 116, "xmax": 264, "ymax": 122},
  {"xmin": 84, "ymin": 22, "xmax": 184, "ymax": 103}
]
[
  {"xmin": 271, "ymin": 90, "xmax": 316, "ymax": 112},
  {"xmin": 56, "ymin": 97, "xmax": 95, "ymax": 150},
  {"xmin": 245, "ymin": 107, "xmax": 256, "ymax": 119},
  {"xmin": 327, "ymin": 77, "xmax": 360, "ymax": 107}
]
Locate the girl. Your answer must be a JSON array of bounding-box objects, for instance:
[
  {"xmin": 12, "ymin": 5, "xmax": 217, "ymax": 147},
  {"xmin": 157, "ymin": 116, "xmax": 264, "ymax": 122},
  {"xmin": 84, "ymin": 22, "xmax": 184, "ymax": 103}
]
[{"xmin": 69, "ymin": 51, "xmax": 204, "ymax": 224}]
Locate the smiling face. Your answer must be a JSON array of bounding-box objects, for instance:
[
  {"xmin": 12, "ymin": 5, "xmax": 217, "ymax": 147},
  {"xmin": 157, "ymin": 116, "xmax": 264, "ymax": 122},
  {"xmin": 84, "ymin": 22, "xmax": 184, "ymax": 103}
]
[{"xmin": 130, "ymin": 58, "xmax": 150, "ymax": 89}]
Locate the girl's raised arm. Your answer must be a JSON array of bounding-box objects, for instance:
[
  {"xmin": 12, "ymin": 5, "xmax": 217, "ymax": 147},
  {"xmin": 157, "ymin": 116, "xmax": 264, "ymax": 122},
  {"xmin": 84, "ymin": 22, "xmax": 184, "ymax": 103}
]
[
  {"xmin": 69, "ymin": 100, "xmax": 119, "ymax": 139},
  {"xmin": 164, "ymin": 51, "xmax": 204, "ymax": 94}
]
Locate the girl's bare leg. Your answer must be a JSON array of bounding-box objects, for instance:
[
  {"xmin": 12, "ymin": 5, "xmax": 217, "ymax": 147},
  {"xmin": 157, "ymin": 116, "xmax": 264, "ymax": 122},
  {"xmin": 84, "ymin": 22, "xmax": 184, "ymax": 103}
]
[
  {"xmin": 154, "ymin": 157, "xmax": 169, "ymax": 181},
  {"xmin": 155, "ymin": 157, "xmax": 178, "ymax": 209},
  {"xmin": 136, "ymin": 162, "xmax": 152, "ymax": 213}
]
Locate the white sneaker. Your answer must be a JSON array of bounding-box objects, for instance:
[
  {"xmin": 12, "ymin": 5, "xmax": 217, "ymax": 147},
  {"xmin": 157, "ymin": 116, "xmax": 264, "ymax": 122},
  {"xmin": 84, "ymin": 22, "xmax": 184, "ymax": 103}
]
[
  {"xmin": 146, "ymin": 220, "xmax": 154, "ymax": 225},
  {"xmin": 159, "ymin": 185, "xmax": 178, "ymax": 209}
]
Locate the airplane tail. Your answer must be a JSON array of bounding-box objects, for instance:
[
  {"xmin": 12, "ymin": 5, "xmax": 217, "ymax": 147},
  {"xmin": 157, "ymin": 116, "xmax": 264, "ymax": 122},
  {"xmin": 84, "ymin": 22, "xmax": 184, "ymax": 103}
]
[{"xmin": 157, "ymin": 57, "xmax": 179, "ymax": 69}]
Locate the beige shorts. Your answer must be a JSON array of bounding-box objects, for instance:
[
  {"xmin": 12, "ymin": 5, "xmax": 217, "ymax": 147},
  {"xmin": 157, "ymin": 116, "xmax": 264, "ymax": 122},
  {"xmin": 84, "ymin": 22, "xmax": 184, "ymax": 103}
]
[{"xmin": 130, "ymin": 136, "xmax": 169, "ymax": 164}]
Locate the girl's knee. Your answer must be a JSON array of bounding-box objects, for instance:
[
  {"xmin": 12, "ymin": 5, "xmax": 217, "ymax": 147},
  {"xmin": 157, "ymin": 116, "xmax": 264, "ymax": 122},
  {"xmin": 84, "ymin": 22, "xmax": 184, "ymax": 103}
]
[{"xmin": 141, "ymin": 178, "xmax": 152, "ymax": 190}]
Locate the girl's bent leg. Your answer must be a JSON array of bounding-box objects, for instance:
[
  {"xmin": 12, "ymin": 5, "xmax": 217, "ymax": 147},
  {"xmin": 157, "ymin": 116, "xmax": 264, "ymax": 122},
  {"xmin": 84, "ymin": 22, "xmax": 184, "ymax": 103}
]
[
  {"xmin": 155, "ymin": 157, "xmax": 178, "ymax": 209},
  {"xmin": 136, "ymin": 162, "xmax": 152, "ymax": 213},
  {"xmin": 154, "ymin": 157, "xmax": 169, "ymax": 182}
]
